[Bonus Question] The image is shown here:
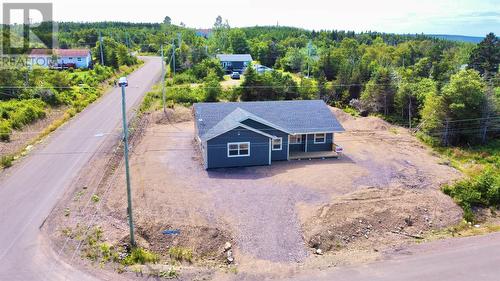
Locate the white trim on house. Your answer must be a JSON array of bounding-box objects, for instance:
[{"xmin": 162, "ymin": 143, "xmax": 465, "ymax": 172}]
[
  {"xmin": 241, "ymin": 116, "xmax": 290, "ymax": 135},
  {"xmin": 305, "ymin": 134, "xmax": 308, "ymax": 152},
  {"xmin": 268, "ymin": 139, "xmax": 272, "ymax": 165},
  {"xmin": 227, "ymin": 142, "xmax": 250, "ymax": 158},
  {"xmin": 287, "ymin": 135, "xmax": 290, "ymax": 160},
  {"xmin": 292, "ymin": 130, "xmax": 341, "ymax": 134},
  {"xmin": 272, "ymin": 137, "xmax": 282, "ymax": 151},
  {"xmin": 205, "ymin": 123, "xmax": 276, "ymax": 142},
  {"xmin": 314, "ymin": 133, "xmax": 326, "ymax": 144}
]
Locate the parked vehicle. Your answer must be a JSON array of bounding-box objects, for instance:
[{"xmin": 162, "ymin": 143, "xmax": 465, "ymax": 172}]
[
  {"xmin": 230, "ymin": 72, "xmax": 241, "ymax": 79},
  {"xmin": 254, "ymin": 64, "xmax": 273, "ymax": 74}
]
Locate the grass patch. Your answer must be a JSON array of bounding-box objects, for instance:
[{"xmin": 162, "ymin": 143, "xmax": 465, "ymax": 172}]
[
  {"xmin": 342, "ymin": 106, "xmax": 360, "ymax": 117},
  {"xmin": 168, "ymin": 246, "xmax": 193, "ymax": 263},
  {"xmin": 0, "ymin": 155, "xmax": 14, "ymax": 168},
  {"xmin": 122, "ymin": 247, "xmax": 160, "ymax": 266},
  {"xmin": 427, "ymin": 220, "xmax": 500, "ymax": 240},
  {"xmin": 434, "ymin": 140, "xmax": 500, "ymax": 222},
  {"xmin": 442, "ymin": 168, "xmax": 499, "ymax": 222}
]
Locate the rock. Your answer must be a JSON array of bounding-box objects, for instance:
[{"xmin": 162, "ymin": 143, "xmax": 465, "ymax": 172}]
[
  {"xmin": 224, "ymin": 242, "xmax": 232, "ymax": 252},
  {"xmin": 315, "ymin": 249, "xmax": 323, "ymax": 255},
  {"xmin": 226, "ymin": 250, "xmax": 234, "ymax": 264},
  {"xmin": 474, "ymin": 224, "xmax": 481, "ymax": 228}
]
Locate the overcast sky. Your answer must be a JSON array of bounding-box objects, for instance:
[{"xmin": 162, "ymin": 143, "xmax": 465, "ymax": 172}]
[{"xmin": 4, "ymin": 0, "xmax": 500, "ymax": 36}]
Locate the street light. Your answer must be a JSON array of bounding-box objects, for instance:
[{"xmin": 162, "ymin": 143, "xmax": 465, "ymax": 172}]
[{"xmin": 119, "ymin": 76, "xmax": 135, "ymax": 247}]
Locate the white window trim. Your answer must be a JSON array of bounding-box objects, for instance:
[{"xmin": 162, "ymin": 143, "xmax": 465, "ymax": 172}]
[
  {"xmin": 272, "ymin": 137, "xmax": 282, "ymax": 151},
  {"xmin": 314, "ymin": 133, "xmax": 326, "ymax": 144},
  {"xmin": 227, "ymin": 142, "xmax": 250, "ymax": 158},
  {"xmin": 289, "ymin": 135, "xmax": 302, "ymax": 144}
]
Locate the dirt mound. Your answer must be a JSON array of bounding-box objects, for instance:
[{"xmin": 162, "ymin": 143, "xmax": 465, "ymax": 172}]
[
  {"xmin": 329, "ymin": 107, "xmax": 393, "ymax": 131},
  {"xmin": 330, "ymin": 107, "xmax": 355, "ymax": 123},
  {"xmin": 135, "ymin": 219, "xmax": 233, "ymax": 263},
  {"xmin": 153, "ymin": 106, "xmax": 193, "ymax": 124},
  {"xmin": 303, "ymin": 187, "xmax": 462, "ymax": 253}
]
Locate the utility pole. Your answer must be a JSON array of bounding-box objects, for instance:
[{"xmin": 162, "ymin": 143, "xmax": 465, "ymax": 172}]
[
  {"xmin": 118, "ymin": 77, "xmax": 136, "ymax": 247},
  {"xmin": 171, "ymin": 40, "xmax": 176, "ymax": 77},
  {"xmin": 126, "ymin": 32, "xmax": 130, "ymax": 50},
  {"xmin": 408, "ymin": 96, "xmax": 412, "ymax": 129},
  {"xmin": 481, "ymin": 75, "xmax": 493, "ymax": 144},
  {"xmin": 161, "ymin": 45, "xmax": 166, "ymax": 114},
  {"xmin": 306, "ymin": 40, "xmax": 312, "ymax": 78},
  {"xmin": 99, "ymin": 31, "xmax": 104, "ymax": 66}
]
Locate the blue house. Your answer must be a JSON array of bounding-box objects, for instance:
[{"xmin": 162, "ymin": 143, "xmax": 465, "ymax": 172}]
[
  {"xmin": 194, "ymin": 100, "xmax": 345, "ymax": 169},
  {"xmin": 216, "ymin": 54, "xmax": 253, "ymax": 74}
]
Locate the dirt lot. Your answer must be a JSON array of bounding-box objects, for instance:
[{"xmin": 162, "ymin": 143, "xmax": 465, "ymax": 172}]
[{"xmin": 49, "ymin": 106, "xmax": 464, "ymax": 280}]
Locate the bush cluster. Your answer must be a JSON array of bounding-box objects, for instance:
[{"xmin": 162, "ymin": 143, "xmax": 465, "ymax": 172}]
[
  {"xmin": 122, "ymin": 247, "xmax": 160, "ymax": 266},
  {"xmin": 443, "ymin": 169, "xmax": 500, "ymax": 222},
  {"xmin": 0, "ymin": 99, "xmax": 46, "ymax": 139}
]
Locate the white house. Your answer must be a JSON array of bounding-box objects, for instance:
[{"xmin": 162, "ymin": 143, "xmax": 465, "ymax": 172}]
[{"xmin": 29, "ymin": 49, "xmax": 92, "ymax": 69}]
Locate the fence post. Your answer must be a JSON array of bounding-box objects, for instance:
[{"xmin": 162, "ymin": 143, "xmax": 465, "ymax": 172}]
[
  {"xmin": 481, "ymin": 115, "xmax": 489, "ymax": 144},
  {"xmin": 443, "ymin": 119, "xmax": 449, "ymax": 146}
]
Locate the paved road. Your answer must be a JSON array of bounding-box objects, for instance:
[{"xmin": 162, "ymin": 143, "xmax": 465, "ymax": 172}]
[
  {"xmin": 0, "ymin": 57, "xmax": 162, "ymax": 281},
  {"xmin": 290, "ymin": 231, "xmax": 500, "ymax": 281}
]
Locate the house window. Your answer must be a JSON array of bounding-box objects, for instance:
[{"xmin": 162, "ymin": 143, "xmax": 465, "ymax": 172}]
[
  {"xmin": 68, "ymin": 57, "xmax": 73, "ymax": 60},
  {"xmin": 272, "ymin": 138, "xmax": 282, "ymax": 151},
  {"xmin": 289, "ymin": 135, "xmax": 302, "ymax": 144},
  {"xmin": 77, "ymin": 58, "xmax": 82, "ymax": 62},
  {"xmin": 227, "ymin": 142, "xmax": 250, "ymax": 157},
  {"xmin": 314, "ymin": 133, "xmax": 326, "ymax": 144}
]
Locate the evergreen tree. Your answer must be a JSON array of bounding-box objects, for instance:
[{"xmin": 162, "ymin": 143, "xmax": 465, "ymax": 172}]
[{"xmin": 469, "ymin": 33, "xmax": 500, "ymax": 76}]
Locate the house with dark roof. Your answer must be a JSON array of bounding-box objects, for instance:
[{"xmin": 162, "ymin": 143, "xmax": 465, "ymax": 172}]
[
  {"xmin": 28, "ymin": 49, "xmax": 92, "ymax": 69},
  {"xmin": 194, "ymin": 100, "xmax": 344, "ymax": 169},
  {"xmin": 216, "ymin": 54, "xmax": 253, "ymax": 73}
]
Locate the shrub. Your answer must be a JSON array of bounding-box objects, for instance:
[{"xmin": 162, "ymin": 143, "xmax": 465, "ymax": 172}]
[
  {"xmin": 166, "ymin": 86, "xmax": 204, "ymax": 104},
  {"xmin": 192, "ymin": 58, "xmax": 224, "ymax": 80},
  {"xmin": 122, "ymin": 247, "xmax": 159, "ymax": 266},
  {"xmin": 443, "ymin": 168, "xmax": 500, "ymax": 222},
  {"xmin": 1, "ymin": 155, "xmax": 14, "ymax": 168},
  {"xmin": 0, "ymin": 99, "xmax": 46, "ymax": 135},
  {"xmin": 0, "ymin": 121, "xmax": 11, "ymax": 142},
  {"xmin": 172, "ymin": 72, "xmax": 199, "ymax": 85},
  {"xmin": 168, "ymin": 246, "xmax": 193, "ymax": 262}
]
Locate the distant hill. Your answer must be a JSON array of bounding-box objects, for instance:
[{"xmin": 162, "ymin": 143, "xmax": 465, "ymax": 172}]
[{"xmin": 428, "ymin": 34, "xmax": 483, "ymax": 44}]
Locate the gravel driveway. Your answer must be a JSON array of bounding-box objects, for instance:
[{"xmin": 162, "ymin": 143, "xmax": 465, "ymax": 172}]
[{"xmin": 106, "ymin": 111, "xmax": 461, "ymax": 268}]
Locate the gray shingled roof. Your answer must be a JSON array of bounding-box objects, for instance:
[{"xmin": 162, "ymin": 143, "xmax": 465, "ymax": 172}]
[
  {"xmin": 194, "ymin": 100, "xmax": 344, "ymax": 141},
  {"xmin": 216, "ymin": 54, "xmax": 253, "ymax": 62}
]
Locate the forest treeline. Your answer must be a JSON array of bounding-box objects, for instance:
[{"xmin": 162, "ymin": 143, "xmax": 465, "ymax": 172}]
[{"xmin": 1, "ymin": 19, "xmax": 499, "ymax": 146}]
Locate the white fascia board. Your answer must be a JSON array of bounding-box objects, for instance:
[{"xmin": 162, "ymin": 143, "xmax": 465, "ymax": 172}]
[{"xmin": 203, "ymin": 123, "xmax": 276, "ymax": 142}]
